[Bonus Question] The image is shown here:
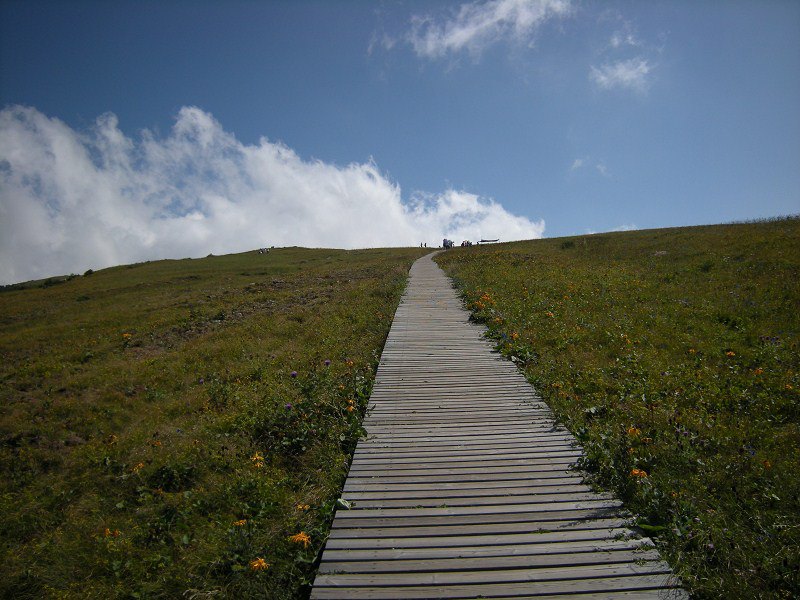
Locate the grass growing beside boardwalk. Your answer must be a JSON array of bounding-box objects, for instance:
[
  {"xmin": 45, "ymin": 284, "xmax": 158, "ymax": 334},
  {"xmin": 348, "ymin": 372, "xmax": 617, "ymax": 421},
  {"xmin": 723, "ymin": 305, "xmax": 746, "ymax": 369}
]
[
  {"xmin": 0, "ymin": 246, "xmax": 426, "ymax": 599},
  {"xmin": 436, "ymin": 219, "xmax": 800, "ymax": 599}
]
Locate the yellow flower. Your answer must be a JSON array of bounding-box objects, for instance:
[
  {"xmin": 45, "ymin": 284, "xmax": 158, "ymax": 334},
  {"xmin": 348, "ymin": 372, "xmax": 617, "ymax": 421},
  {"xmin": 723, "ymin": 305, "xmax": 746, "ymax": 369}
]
[
  {"xmin": 510, "ymin": 332, "xmax": 519, "ymax": 340},
  {"xmin": 288, "ymin": 531, "xmax": 311, "ymax": 548},
  {"xmin": 104, "ymin": 528, "xmax": 120, "ymax": 537},
  {"xmin": 132, "ymin": 462, "xmax": 145, "ymax": 473},
  {"xmin": 626, "ymin": 427, "xmax": 641, "ymax": 437},
  {"xmin": 726, "ymin": 351, "xmax": 736, "ymax": 357},
  {"xmin": 296, "ymin": 504, "xmax": 310, "ymax": 511},
  {"xmin": 545, "ymin": 311, "xmax": 554, "ymax": 318},
  {"xmin": 233, "ymin": 519, "xmax": 247, "ymax": 527},
  {"xmin": 753, "ymin": 368, "xmax": 764, "ymax": 375},
  {"xmin": 122, "ymin": 333, "xmax": 132, "ymax": 338},
  {"xmin": 346, "ymin": 405, "xmax": 355, "ymax": 412},
  {"xmin": 249, "ymin": 557, "xmax": 270, "ymax": 571},
  {"xmin": 688, "ymin": 348, "xmax": 696, "ymax": 354},
  {"xmin": 630, "ymin": 468, "xmax": 648, "ymax": 478}
]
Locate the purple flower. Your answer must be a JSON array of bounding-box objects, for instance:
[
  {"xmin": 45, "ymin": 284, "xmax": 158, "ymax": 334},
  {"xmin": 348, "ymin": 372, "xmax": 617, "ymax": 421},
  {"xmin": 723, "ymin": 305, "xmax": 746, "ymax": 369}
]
[
  {"xmin": 285, "ymin": 403, "xmax": 292, "ymax": 409},
  {"xmin": 324, "ymin": 359, "xmax": 331, "ymax": 367},
  {"xmin": 290, "ymin": 371, "xmax": 298, "ymax": 378},
  {"xmin": 198, "ymin": 378, "xmax": 204, "ymax": 384}
]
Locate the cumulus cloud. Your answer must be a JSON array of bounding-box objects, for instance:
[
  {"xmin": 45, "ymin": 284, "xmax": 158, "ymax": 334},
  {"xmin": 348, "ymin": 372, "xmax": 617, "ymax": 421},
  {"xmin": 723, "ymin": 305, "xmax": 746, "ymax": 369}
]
[
  {"xmin": 407, "ymin": 0, "xmax": 572, "ymax": 59},
  {"xmin": 590, "ymin": 57, "xmax": 652, "ymax": 92},
  {"xmin": 0, "ymin": 106, "xmax": 544, "ymax": 284}
]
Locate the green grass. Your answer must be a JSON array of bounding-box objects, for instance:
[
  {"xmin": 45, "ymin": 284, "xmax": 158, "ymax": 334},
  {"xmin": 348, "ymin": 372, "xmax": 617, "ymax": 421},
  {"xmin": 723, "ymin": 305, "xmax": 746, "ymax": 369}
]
[
  {"xmin": 435, "ymin": 218, "xmax": 800, "ymax": 599},
  {"xmin": 0, "ymin": 246, "xmax": 427, "ymax": 599}
]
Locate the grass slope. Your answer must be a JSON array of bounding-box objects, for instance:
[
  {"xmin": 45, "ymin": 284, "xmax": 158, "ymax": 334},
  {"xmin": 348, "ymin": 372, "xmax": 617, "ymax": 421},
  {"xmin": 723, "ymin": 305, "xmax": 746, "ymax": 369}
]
[
  {"xmin": 0, "ymin": 246, "xmax": 427, "ymax": 599},
  {"xmin": 435, "ymin": 218, "xmax": 800, "ymax": 599}
]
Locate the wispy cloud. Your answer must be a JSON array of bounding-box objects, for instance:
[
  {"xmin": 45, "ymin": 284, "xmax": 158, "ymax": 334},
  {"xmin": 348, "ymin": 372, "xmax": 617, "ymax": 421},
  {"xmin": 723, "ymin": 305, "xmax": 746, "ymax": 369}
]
[
  {"xmin": 590, "ymin": 57, "xmax": 652, "ymax": 92},
  {"xmin": 570, "ymin": 158, "xmax": 584, "ymax": 171},
  {"xmin": 0, "ymin": 106, "xmax": 544, "ymax": 284},
  {"xmin": 406, "ymin": 0, "xmax": 572, "ymax": 59}
]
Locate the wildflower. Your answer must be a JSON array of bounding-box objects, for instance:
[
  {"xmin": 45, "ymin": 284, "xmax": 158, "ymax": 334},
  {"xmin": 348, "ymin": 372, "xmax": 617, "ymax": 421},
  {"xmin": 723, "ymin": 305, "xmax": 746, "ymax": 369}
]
[
  {"xmin": 545, "ymin": 311, "xmax": 554, "ymax": 318},
  {"xmin": 288, "ymin": 531, "xmax": 311, "ymax": 548},
  {"xmin": 249, "ymin": 557, "xmax": 270, "ymax": 571},
  {"xmin": 753, "ymin": 368, "xmax": 764, "ymax": 375},
  {"xmin": 763, "ymin": 460, "xmax": 772, "ymax": 470},
  {"xmin": 132, "ymin": 462, "xmax": 145, "ymax": 473},
  {"xmin": 630, "ymin": 468, "xmax": 648, "ymax": 478},
  {"xmin": 122, "ymin": 333, "xmax": 132, "ymax": 339},
  {"xmin": 787, "ymin": 384, "xmax": 794, "ymax": 390},
  {"xmin": 641, "ymin": 437, "xmax": 653, "ymax": 444},
  {"xmin": 726, "ymin": 351, "xmax": 736, "ymax": 357},
  {"xmin": 290, "ymin": 371, "xmax": 298, "ymax": 378},
  {"xmin": 688, "ymin": 348, "xmax": 696, "ymax": 354},
  {"xmin": 627, "ymin": 427, "xmax": 641, "ymax": 437},
  {"xmin": 233, "ymin": 519, "xmax": 247, "ymax": 527},
  {"xmin": 511, "ymin": 332, "xmax": 519, "ymax": 341},
  {"xmin": 627, "ymin": 447, "xmax": 635, "ymax": 455},
  {"xmin": 324, "ymin": 359, "xmax": 331, "ymax": 366},
  {"xmin": 345, "ymin": 359, "xmax": 354, "ymax": 367},
  {"xmin": 347, "ymin": 405, "xmax": 355, "ymax": 413},
  {"xmin": 296, "ymin": 504, "xmax": 310, "ymax": 511},
  {"xmin": 285, "ymin": 403, "xmax": 292, "ymax": 410},
  {"xmin": 104, "ymin": 528, "xmax": 121, "ymax": 537},
  {"xmin": 251, "ymin": 452, "xmax": 265, "ymax": 468},
  {"xmin": 151, "ymin": 440, "xmax": 162, "ymax": 447}
]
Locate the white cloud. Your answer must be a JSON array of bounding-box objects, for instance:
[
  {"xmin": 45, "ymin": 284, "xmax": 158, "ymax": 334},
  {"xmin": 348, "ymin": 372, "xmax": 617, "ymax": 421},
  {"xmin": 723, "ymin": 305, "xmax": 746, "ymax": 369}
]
[
  {"xmin": 595, "ymin": 162, "xmax": 609, "ymax": 177},
  {"xmin": 0, "ymin": 106, "xmax": 544, "ymax": 284},
  {"xmin": 590, "ymin": 57, "xmax": 652, "ymax": 92},
  {"xmin": 570, "ymin": 158, "xmax": 584, "ymax": 171},
  {"xmin": 407, "ymin": 0, "xmax": 572, "ymax": 59}
]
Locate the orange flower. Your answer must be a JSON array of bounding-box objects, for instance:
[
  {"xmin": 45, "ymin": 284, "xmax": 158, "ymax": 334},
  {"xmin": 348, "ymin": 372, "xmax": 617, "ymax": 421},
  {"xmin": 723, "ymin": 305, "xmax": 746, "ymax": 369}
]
[
  {"xmin": 132, "ymin": 462, "xmax": 145, "ymax": 473},
  {"xmin": 151, "ymin": 440, "xmax": 162, "ymax": 447},
  {"xmin": 726, "ymin": 351, "xmax": 736, "ymax": 357},
  {"xmin": 104, "ymin": 528, "xmax": 120, "ymax": 537},
  {"xmin": 346, "ymin": 405, "xmax": 355, "ymax": 412},
  {"xmin": 626, "ymin": 427, "xmax": 641, "ymax": 437},
  {"xmin": 688, "ymin": 348, "xmax": 697, "ymax": 354},
  {"xmin": 296, "ymin": 504, "xmax": 310, "ymax": 511},
  {"xmin": 249, "ymin": 557, "xmax": 270, "ymax": 571},
  {"xmin": 753, "ymin": 368, "xmax": 764, "ymax": 375},
  {"xmin": 288, "ymin": 531, "xmax": 311, "ymax": 548},
  {"xmin": 630, "ymin": 468, "xmax": 648, "ymax": 478},
  {"xmin": 545, "ymin": 311, "xmax": 555, "ymax": 318},
  {"xmin": 510, "ymin": 332, "xmax": 519, "ymax": 341},
  {"xmin": 233, "ymin": 519, "xmax": 247, "ymax": 527},
  {"xmin": 763, "ymin": 460, "xmax": 772, "ymax": 470}
]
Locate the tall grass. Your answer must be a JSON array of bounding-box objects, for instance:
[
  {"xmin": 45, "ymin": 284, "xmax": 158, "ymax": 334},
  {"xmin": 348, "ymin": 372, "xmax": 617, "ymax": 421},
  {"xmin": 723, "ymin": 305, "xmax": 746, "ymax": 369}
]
[
  {"xmin": 436, "ymin": 218, "xmax": 799, "ymax": 599},
  {"xmin": 0, "ymin": 246, "xmax": 426, "ymax": 598}
]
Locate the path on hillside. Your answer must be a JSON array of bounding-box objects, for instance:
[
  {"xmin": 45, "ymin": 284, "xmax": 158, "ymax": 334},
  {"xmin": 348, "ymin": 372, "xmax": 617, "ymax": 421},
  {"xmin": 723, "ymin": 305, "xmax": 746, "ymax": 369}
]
[{"xmin": 311, "ymin": 252, "xmax": 686, "ymax": 599}]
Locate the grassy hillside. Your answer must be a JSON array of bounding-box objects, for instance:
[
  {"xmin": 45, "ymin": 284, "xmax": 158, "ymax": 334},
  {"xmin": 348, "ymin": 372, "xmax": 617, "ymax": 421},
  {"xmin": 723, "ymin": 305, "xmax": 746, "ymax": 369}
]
[
  {"xmin": 0, "ymin": 246, "xmax": 427, "ymax": 599},
  {"xmin": 436, "ymin": 218, "xmax": 800, "ymax": 599}
]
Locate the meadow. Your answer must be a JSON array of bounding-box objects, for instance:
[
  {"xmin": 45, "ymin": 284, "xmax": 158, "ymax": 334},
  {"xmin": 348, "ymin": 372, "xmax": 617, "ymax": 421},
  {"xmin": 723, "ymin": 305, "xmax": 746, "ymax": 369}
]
[
  {"xmin": 0, "ymin": 246, "xmax": 427, "ymax": 599},
  {"xmin": 435, "ymin": 218, "xmax": 800, "ymax": 599}
]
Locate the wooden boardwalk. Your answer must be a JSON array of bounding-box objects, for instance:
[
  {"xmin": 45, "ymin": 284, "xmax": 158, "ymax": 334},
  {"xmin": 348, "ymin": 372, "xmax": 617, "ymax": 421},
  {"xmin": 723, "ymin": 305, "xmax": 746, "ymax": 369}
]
[{"xmin": 311, "ymin": 253, "xmax": 686, "ymax": 599}]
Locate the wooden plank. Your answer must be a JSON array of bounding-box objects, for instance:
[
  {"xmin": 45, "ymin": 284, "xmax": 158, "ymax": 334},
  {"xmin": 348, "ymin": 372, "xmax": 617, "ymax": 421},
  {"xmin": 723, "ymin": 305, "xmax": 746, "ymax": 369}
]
[
  {"xmin": 318, "ymin": 548, "xmax": 662, "ymax": 574},
  {"xmin": 310, "ymin": 576, "xmax": 686, "ymax": 599}
]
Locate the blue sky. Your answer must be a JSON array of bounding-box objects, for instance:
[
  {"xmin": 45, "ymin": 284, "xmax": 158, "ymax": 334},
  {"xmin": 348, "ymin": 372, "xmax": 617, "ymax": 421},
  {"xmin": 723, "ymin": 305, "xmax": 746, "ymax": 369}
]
[{"xmin": 1, "ymin": 0, "xmax": 799, "ymax": 283}]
